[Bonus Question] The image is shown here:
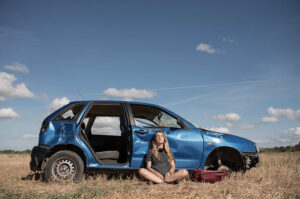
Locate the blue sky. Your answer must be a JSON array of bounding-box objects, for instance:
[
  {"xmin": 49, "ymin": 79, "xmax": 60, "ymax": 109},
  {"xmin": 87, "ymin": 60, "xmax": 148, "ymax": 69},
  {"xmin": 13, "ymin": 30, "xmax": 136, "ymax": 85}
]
[{"xmin": 0, "ymin": 0, "xmax": 299, "ymax": 150}]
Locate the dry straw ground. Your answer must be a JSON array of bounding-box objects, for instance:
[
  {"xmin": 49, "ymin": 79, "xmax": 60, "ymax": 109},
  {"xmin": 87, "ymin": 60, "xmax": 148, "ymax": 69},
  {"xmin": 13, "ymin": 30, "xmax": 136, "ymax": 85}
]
[{"xmin": 0, "ymin": 152, "xmax": 299, "ymax": 199}]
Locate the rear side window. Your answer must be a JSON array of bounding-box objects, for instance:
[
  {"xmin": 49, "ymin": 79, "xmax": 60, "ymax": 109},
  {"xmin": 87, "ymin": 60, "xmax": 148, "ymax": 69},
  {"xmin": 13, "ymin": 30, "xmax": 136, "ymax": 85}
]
[{"xmin": 53, "ymin": 104, "xmax": 86, "ymax": 121}]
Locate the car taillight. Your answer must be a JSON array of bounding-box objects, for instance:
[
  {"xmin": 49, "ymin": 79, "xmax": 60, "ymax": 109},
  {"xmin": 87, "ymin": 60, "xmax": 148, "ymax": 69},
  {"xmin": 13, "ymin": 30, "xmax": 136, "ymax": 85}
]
[{"xmin": 40, "ymin": 121, "xmax": 49, "ymax": 133}]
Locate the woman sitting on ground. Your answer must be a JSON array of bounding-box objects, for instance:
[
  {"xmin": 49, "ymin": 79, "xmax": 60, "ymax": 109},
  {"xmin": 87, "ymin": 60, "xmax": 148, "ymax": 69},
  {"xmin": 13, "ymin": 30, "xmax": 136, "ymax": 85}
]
[{"xmin": 138, "ymin": 130, "xmax": 189, "ymax": 184}]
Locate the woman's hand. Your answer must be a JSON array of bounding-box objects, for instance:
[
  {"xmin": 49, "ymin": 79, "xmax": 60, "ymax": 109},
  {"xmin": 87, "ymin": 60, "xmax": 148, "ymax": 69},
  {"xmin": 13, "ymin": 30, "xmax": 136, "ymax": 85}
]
[
  {"xmin": 146, "ymin": 161, "xmax": 164, "ymax": 180},
  {"xmin": 157, "ymin": 173, "xmax": 164, "ymax": 180},
  {"xmin": 164, "ymin": 171, "xmax": 171, "ymax": 178}
]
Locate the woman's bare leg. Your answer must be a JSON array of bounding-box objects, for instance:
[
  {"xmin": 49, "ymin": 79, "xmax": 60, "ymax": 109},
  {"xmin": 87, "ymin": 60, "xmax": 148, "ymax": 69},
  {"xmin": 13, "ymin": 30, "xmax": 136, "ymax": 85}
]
[
  {"xmin": 138, "ymin": 168, "xmax": 164, "ymax": 184},
  {"xmin": 164, "ymin": 169, "xmax": 189, "ymax": 183}
]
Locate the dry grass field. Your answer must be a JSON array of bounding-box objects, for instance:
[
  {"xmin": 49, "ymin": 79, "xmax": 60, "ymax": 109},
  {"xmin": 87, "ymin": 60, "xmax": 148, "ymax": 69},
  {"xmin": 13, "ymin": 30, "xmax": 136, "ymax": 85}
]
[{"xmin": 0, "ymin": 152, "xmax": 299, "ymax": 199}]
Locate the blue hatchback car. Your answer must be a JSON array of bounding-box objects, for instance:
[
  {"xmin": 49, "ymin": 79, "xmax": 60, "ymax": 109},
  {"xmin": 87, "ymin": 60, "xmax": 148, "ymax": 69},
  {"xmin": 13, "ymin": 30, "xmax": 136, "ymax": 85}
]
[{"xmin": 30, "ymin": 101, "xmax": 259, "ymax": 182}]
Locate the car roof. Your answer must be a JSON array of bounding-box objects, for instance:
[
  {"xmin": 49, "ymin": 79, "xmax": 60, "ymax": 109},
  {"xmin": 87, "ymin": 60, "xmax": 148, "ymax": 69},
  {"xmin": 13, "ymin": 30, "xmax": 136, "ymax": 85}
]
[
  {"xmin": 70, "ymin": 100, "xmax": 159, "ymax": 107},
  {"xmin": 44, "ymin": 100, "xmax": 196, "ymax": 129},
  {"xmin": 44, "ymin": 100, "xmax": 165, "ymax": 121}
]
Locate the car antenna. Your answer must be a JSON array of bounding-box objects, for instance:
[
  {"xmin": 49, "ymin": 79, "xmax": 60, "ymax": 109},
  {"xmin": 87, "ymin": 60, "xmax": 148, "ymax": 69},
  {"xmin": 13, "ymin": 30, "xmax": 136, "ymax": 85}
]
[{"xmin": 76, "ymin": 90, "xmax": 85, "ymax": 100}]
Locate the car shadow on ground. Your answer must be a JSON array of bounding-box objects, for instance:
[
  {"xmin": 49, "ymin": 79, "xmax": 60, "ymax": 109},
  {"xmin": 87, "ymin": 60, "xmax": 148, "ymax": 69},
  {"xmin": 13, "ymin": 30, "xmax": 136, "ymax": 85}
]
[
  {"xmin": 21, "ymin": 172, "xmax": 45, "ymax": 181},
  {"xmin": 21, "ymin": 171, "xmax": 139, "ymax": 182}
]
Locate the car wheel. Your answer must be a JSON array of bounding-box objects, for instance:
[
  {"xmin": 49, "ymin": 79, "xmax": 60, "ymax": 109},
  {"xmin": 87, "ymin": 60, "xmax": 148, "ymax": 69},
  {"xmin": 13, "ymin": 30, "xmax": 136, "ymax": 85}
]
[
  {"xmin": 218, "ymin": 165, "xmax": 232, "ymax": 176},
  {"xmin": 45, "ymin": 150, "xmax": 84, "ymax": 183}
]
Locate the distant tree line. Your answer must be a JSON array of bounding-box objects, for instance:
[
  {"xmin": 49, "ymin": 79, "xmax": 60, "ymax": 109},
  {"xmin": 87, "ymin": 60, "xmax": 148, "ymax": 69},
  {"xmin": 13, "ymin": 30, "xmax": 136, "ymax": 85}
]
[
  {"xmin": 0, "ymin": 149, "xmax": 31, "ymax": 154},
  {"xmin": 260, "ymin": 142, "xmax": 300, "ymax": 153}
]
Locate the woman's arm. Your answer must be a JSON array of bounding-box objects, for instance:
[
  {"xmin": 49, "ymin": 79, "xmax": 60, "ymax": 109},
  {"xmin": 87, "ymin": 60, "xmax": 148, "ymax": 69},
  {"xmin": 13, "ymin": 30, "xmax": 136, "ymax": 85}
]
[
  {"xmin": 146, "ymin": 161, "xmax": 164, "ymax": 180},
  {"xmin": 169, "ymin": 160, "xmax": 176, "ymax": 174},
  {"xmin": 165, "ymin": 160, "xmax": 176, "ymax": 178}
]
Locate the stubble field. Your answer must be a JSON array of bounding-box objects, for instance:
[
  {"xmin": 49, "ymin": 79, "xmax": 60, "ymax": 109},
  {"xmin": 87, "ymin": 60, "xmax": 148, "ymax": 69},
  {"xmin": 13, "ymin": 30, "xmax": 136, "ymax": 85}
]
[{"xmin": 0, "ymin": 152, "xmax": 299, "ymax": 199}]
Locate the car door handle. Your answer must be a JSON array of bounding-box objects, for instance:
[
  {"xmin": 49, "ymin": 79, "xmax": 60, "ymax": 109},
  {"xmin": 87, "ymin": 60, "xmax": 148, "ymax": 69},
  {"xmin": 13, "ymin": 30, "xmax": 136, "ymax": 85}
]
[{"xmin": 134, "ymin": 130, "xmax": 148, "ymax": 134}]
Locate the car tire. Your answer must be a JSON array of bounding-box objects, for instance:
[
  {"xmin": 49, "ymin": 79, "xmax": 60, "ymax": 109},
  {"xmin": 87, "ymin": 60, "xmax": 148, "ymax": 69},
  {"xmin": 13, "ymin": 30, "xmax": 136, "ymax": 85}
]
[
  {"xmin": 218, "ymin": 165, "xmax": 232, "ymax": 176},
  {"xmin": 45, "ymin": 150, "xmax": 84, "ymax": 183}
]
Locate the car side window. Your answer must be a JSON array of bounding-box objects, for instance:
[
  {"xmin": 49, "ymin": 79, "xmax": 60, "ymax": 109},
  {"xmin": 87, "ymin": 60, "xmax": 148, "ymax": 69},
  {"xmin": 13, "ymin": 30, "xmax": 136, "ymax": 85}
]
[
  {"xmin": 153, "ymin": 111, "xmax": 180, "ymax": 128},
  {"xmin": 130, "ymin": 104, "xmax": 181, "ymax": 128},
  {"xmin": 53, "ymin": 104, "xmax": 86, "ymax": 121}
]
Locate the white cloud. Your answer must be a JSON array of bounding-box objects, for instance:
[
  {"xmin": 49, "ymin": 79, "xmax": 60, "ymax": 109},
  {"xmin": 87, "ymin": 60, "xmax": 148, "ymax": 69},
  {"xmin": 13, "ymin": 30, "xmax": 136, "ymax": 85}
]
[
  {"xmin": 267, "ymin": 107, "xmax": 300, "ymax": 120},
  {"xmin": 261, "ymin": 116, "xmax": 279, "ymax": 123},
  {"xmin": 92, "ymin": 127, "xmax": 121, "ymax": 136},
  {"xmin": 0, "ymin": 72, "xmax": 35, "ymax": 101},
  {"xmin": 0, "ymin": 108, "xmax": 20, "ymax": 119},
  {"xmin": 93, "ymin": 117, "xmax": 120, "ymax": 128},
  {"xmin": 104, "ymin": 88, "xmax": 156, "ymax": 99},
  {"xmin": 4, "ymin": 62, "xmax": 29, "ymax": 74},
  {"xmin": 213, "ymin": 113, "xmax": 242, "ymax": 122},
  {"xmin": 46, "ymin": 97, "xmax": 70, "ymax": 111},
  {"xmin": 222, "ymin": 37, "xmax": 235, "ymax": 43},
  {"xmin": 92, "ymin": 117, "xmax": 121, "ymax": 136},
  {"xmin": 196, "ymin": 43, "xmax": 219, "ymax": 54},
  {"xmin": 209, "ymin": 127, "xmax": 231, "ymax": 134},
  {"xmin": 271, "ymin": 127, "xmax": 300, "ymax": 146},
  {"xmin": 286, "ymin": 127, "xmax": 300, "ymax": 136}
]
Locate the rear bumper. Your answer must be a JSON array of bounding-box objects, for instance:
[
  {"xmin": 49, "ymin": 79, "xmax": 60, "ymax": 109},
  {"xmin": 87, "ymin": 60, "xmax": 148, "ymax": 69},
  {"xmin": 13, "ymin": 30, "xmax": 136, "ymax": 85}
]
[{"xmin": 30, "ymin": 145, "xmax": 51, "ymax": 171}]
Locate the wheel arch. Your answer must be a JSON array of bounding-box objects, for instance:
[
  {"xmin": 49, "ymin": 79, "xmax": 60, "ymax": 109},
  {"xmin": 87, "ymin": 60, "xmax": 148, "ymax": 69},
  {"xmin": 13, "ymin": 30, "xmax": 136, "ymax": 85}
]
[
  {"xmin": 204, "ymin": 146, "xmax": 245, "ymax": 171},
  {"xmin": 45, "ymin": 144, "xmax": 86, "ymax": 171}
]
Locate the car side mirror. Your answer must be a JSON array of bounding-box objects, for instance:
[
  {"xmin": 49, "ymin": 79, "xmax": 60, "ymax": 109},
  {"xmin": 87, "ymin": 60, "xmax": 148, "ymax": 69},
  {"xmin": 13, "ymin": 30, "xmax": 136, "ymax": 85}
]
[{"xmin": 177, "ymin": 117, "xmax": 189, "ymax": 129}]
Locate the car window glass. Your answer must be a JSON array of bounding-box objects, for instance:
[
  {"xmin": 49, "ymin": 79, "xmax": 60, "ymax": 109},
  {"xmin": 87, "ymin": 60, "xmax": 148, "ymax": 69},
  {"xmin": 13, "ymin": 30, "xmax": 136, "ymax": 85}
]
[
  {"xmin": 54, "ymin": 104, "xmax": 85, "ymax": 121},
  {"xmin": 135, "ymin": 118, "xmax": 156, "ymax": 128},
  {"xmin": 153, "ymin": 111, "xmax": 180, "ymax": 128},
  {"xmin": 130, "ymin": 104, "xmax": 181, "ymax": 128}
]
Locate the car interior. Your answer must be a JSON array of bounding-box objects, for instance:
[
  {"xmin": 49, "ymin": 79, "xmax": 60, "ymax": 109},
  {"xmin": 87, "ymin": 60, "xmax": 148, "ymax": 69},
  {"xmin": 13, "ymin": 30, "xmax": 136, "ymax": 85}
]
[{"xmin": 80, "ymin": 104, "xmax": 130, "ymax": 165}]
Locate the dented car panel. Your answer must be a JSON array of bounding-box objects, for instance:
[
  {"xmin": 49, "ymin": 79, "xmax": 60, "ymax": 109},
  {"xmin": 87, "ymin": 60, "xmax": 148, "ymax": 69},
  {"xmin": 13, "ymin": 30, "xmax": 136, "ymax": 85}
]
[
  {"xmin": 200, "ymin": 129, "xmax": 258, "ymax": 170},
  {"xmin": 30, "ymin": 100, "xmax": 259, "ymax": 176},
  {"xmin": 131, "ymin": 126, "xmax": 204, "ymax": 169}
]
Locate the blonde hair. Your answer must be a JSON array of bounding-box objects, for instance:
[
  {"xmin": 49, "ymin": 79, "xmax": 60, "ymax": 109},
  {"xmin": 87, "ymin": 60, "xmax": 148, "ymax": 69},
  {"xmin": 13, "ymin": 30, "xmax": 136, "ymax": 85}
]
[{"xmin": 151, "ymin": 131, "xmax": 173, "ymax": 164}]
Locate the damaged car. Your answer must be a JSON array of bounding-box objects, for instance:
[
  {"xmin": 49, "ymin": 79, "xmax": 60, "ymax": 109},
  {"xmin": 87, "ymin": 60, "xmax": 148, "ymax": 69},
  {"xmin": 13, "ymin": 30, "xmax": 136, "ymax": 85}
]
[{"xmin": 30, "ymin": 101, "xmax": 259, "ymax": 182}]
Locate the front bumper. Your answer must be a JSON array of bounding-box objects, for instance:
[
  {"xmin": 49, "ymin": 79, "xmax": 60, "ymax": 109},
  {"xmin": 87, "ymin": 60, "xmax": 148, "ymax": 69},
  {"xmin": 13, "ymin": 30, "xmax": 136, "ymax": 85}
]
[
  {"xmin": 30, "ymin": 145, "xmax": 51, "ymax": 171},
  {"xmin": 241, "ymin": 152, "xmax": 260, "ymax": 169}
]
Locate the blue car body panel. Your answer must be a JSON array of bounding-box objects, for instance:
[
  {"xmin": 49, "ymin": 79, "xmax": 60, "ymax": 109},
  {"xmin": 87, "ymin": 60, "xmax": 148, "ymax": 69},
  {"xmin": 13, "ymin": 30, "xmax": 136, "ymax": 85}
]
[
  {"xmin": 130, "ymin": 126, "xmax": 204, "ymax": 170},
  {"xmin": 200, "ymin": 130, "xmax": 256, "ymax": 169},
  {"xmin": 31, "ymin": 100, "xmax": 259, "ymax": 172}
]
